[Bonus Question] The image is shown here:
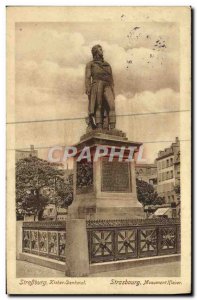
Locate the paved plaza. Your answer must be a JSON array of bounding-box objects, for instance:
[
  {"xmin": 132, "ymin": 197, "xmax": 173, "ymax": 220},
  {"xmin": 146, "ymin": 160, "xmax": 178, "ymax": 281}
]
[{"xmin": 16, "ymin": 260, "xmax": 180, "ymax": 278}]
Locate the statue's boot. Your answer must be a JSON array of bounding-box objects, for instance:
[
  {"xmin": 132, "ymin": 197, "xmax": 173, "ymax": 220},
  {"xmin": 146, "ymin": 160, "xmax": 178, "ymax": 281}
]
[
  {"xmin": 89, "ymin": 114, "xmax": 97, "ymax": 129},
  {"xmin": 109, "ymin": 123, "xmax": 115, "ymax": 130},
  {"xmin": 96, "ymin": 123, "xmax": 103, "ymax": 129}
]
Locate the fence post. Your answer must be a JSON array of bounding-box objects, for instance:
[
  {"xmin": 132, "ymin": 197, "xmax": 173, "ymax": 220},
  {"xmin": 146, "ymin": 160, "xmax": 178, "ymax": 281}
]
[
  {"xmin": 65, "ymin": 218, "xmax": 89, "ymax": 276},
  {"xmin": 16, "ymin": 221, "xmax": 23, "ymax": 260}
]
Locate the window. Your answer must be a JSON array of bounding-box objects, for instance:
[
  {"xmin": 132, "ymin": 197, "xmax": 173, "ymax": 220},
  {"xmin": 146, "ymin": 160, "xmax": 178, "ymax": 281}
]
[
  {"xmin": 158, "ymin": 173, "xmax": 161, "ymax": 182},
  {"xmin": 162, "ymin": 161, "xmax": 165, "ymax": 169},
  {"xmin": 170, "ymin": 158, "xmax": 173, "ymax": 166},
  {"xmin": 171, "ymin": 170, "xmax": 173, "ymax": 178},
  {"xmin": 166, "ymin": 159, "xmax": 169, "ymax": 167},
  {"xmin": 166, "ymin": 171, "xmax": 169, "ymax": 180}
]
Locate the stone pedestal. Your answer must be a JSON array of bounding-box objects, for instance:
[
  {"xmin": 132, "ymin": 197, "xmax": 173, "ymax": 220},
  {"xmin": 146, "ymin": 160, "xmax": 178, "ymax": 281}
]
[{"xmin": 68, "ymin": 130, "xmax": 144, "ymax": 220}]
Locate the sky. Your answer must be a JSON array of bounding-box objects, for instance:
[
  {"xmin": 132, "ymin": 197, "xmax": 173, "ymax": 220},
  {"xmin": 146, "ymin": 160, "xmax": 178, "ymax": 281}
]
[{"xmin": 13, "ymin": 21, "xmax": 185, "ymax": 165}]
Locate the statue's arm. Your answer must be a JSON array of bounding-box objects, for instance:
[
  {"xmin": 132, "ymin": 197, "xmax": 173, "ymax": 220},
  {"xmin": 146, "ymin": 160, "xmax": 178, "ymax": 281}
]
[{"xmin": 85, "ymin": 62, "xmax": 92, "ymax": 96}]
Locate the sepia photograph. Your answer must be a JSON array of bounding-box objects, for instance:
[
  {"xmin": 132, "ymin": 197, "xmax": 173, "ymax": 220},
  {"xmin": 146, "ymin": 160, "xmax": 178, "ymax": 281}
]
[{"xmin": 6, "ymin": 6, "xmax": 191, "ymax": 295}]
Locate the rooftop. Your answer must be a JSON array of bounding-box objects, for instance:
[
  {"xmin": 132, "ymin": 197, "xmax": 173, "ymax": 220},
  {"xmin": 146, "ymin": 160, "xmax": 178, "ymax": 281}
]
[
  {"xmin": 136, "ymin": 163, "xmax": 156, "ymax": 168},
  {"xmin": 156, "ymin": 137, "xmax": 180, "ymax": 160}
]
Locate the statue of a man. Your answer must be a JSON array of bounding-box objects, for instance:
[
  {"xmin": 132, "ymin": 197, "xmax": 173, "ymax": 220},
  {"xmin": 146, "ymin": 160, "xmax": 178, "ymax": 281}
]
[{"xmin": 85, "ymin": 45, "xmax": 116, "ymax": 130}]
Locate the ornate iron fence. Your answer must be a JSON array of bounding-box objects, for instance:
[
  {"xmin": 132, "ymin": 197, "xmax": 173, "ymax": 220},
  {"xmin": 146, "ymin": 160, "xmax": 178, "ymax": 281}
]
[
  {"xmin": 22, "ymin": 221, "xmax": 66, "ymax": 262},
  {"xmin": 87, "ymin": 218, "xmax": 180, "ymax": 264}
]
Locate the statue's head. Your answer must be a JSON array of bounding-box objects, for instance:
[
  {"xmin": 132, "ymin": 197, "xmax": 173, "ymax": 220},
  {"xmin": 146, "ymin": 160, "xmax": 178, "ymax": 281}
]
[{"xmin": 91, "ymin": 44, "xmax": 103, "ymax": 60}]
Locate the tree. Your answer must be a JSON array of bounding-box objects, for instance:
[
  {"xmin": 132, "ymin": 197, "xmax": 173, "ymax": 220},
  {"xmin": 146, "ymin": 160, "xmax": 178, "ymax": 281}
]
[
  {"xmin": 136, "ymin": 178, "xmax": 165, "ymax": 207},
  {"xmin": 16, "ymin": 156, "xmax": 72, "ymax": 220},
  {"xmin": 54, "ymin": 174, "xmax": 73, "ymax": 208}
]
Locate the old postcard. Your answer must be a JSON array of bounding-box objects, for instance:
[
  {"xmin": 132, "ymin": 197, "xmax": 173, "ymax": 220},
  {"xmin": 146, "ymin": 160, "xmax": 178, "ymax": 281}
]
[{"xmin": 6, "ymin": 6, "xmax": 191, "ymax": 294}]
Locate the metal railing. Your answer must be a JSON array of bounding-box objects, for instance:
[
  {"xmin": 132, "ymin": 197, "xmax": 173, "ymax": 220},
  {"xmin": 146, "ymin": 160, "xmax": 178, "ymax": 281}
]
[
  {"xmin": 22, "ymin": 218, "xmax": 180, "ymax": 264},
  {"xmin": 87, "ymin": 218, "xmax": 180, "ymax": 264},
  {"xmin": 22, "ymin": 221, "xmax": 66, "ymax": 262}
]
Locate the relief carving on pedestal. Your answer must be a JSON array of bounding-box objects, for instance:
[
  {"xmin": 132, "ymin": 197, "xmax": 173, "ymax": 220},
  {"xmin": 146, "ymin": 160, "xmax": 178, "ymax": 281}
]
[{"xmin": 76, "ymin": 161, "xmax": 93, "ymax": 194}]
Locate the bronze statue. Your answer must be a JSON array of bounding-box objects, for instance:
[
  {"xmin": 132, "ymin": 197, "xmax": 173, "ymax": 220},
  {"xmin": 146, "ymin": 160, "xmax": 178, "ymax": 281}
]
[{"xmin": 85, "ymin": 45, "xmax": 116, "ymax": 130}]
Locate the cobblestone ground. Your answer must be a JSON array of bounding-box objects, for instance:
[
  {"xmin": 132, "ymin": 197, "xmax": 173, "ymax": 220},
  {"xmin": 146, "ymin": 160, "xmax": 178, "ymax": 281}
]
[
  {"xmin": 16, "ymin": 260, "xmax": 180, "ymax": 278},
  {"xmin": 92, "ymin": 261, "xmax": 180, "ymax": 277},
  {"xmin": 16, "ymin": 260, "xmax": 64, "ymax": 278}
]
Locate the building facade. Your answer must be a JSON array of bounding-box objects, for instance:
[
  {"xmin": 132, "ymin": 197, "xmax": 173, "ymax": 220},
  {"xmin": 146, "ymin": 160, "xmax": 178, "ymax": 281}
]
[
  {"xmin": 135, "ymin": 163, "xmax": 157, "ymax": 188},
  {"xmin": 42, "ymin": 204, "xmax": 68, "ymax": 221},
  {"xmin": 156, "ymin": 137, "xmax": 180, "ymax": 204}
]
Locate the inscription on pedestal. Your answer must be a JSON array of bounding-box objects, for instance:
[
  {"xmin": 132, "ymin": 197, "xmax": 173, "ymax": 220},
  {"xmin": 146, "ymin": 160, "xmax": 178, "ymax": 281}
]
[{"xmin": 101, "ymin": 159, "xmax": 131, "ymax": 192}]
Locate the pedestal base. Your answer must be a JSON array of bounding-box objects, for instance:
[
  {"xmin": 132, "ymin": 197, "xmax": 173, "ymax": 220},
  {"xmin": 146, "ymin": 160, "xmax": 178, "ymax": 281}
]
[
  {"xmin": 68, "ymin": 192, "xmax": 144, "ymax": 220},
  {"xmin": 86, "ymin": 207, "xmax": 145, "ymax": 220}
]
